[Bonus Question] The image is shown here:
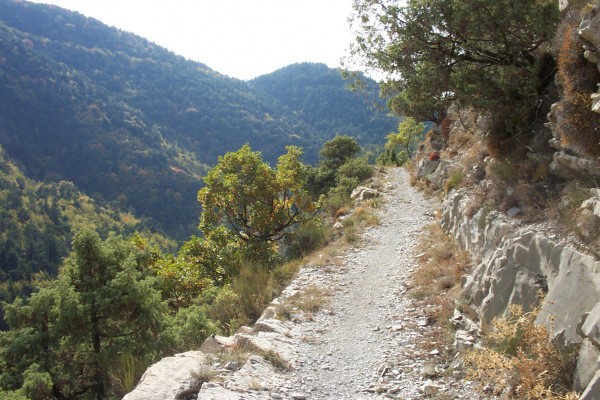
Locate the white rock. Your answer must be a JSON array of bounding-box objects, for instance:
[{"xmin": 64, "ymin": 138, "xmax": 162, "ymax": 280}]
[{"xmin": 421, "ymin": 380, "xmax": 439, "ymax": 396}]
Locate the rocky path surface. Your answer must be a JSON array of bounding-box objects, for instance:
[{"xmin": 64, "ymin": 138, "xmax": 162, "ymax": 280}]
[{"xmin": 274, "ymin": 168, "xmax": 481, "ymax": 399}]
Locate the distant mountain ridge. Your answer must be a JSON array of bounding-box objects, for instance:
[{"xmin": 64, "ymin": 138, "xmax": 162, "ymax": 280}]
[
  {"xmin": 0, "ymin": 0, "xmax": 398, "ymax": 240},
  {"xmin": 250, "ymin": 62, "xmax": 396, "ymax": 145}
]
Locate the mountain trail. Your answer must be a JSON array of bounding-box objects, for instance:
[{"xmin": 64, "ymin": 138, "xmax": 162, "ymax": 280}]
[
  {"xmin": 134, "ymin": 167, "xmax": 488, "ymax": 400},
  {"xmin": 272, "ymin": 167, "xmax": 482, "ymax": 399}
]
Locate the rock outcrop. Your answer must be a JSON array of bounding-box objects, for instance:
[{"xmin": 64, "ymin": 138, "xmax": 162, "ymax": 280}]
[
  {"xmin": 442, "ymin": 188, "xmax": 600, "ymax": 396},
  {"xmin": 123, "ymin": 313, "xmax": 296, "ymax": 400}
]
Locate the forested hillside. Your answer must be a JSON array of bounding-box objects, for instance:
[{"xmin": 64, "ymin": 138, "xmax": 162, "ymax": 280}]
[
  {"xmin": 0, "ymin": 0, "xmax": 397, "ymax": 240},
  {"xmin": 251, "ymin": 62, "xmax": 397, "ymax": 145}
]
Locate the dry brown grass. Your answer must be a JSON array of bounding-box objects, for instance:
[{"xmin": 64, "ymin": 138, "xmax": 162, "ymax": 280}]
[
  {"xmin": 411, "ymin": 223, "xmax": 472, "ymax": 327},
  {"xmin": 282, "ymin": 285, "xmax": 331, "ymax": 316},
  {"xmin": 555, "ymin": 22, "xmax": 600, "ymax": 157},
  {"xmin": 465, "ymin": 305, "xmax": 579, "ymax": 399}
]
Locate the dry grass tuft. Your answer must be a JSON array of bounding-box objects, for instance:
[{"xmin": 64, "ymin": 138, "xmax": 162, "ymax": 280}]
[
  {"xmin": 258, "ymin": 350, "xmax": 291, "ymax": 372},
  {"xmin": 284, "ymin": 285, "xmax": 331, "ymax": 315},
  {"xmin": 466, "ymin": 304, "xmax": 579, "ymax": 399},
  {"xmin": 411, "ymin": 223, "xmax": 472, "ymax": 326},
  {"xmin": 555, "ymin": 22, "xmax": 600, "ymax": 157}
]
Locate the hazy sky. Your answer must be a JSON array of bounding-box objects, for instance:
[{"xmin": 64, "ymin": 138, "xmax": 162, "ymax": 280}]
[{"xmin": 29, "ymin": 0, "xmax": 356, "ymax": 80}]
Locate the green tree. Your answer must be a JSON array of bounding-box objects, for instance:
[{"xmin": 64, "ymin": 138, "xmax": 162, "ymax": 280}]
[
  {"xmin": 308, "ymin": 136, "xmax": 364, "ymax": 196},
  {"xmin": 347, "ymin": 0, "xmax": 559, "ymax": 127},
  {"xmin": 0, "ymin": 230, "xmax": 169, "ymax": 400},
  {"xmin": 319, "ymin": 135, "xmax": 361, "ymax": 171},
  {"xmin": 198, "ymin": 145, "xmax": 318, "ymax": 264},
  {"xmin": 385, "ymin": 117, "xmax": 425, "ymax": 160}
]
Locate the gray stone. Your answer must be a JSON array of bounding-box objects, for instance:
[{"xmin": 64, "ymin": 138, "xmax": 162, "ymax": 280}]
[
  {"xmin": 422, "ymin": 362, "xmax": 436, "ymax": 377},
  {"xmin": 427, "ymin": 160, "xmax": 451, "ymax": 189},
  {"xmin": 506, "ymin": 207, "xmax": 521, "ymax": 218},
  {"xmin": 123, "ymin": 351, "xmax": 208, "ymax": 400},
  {"xmin": 577, "ymin": 209, "xmax": 600, "ymax": 240},
  {"xmin": 350, "ymin": 186, "xmax": 380, "ymax": 202},
  {"xmin": 593, "ymin": 94, "xmax": 600, "ymax": 114},
  {"xmin": 416, "ymin": 159, "xmax": 440, "ymax": 179},
  {"xmin": 421, "ymin": 380, "xmax": 439, "ymax": 396},
  {"xmin": 550, "ymin": 152, "xmax": 600, "ymax": 180},
  {"xmin": 582, "ymin": 303, "xmax": 600, "ymax": 348},
  {"xmin": 454, "ymin": 330, "xmax": 475, "ymax": 352},
  {"xmin": 442, "ymin": 184, "xmax": 600, "ymax": 387},
  {"xmin": 575, "ymin": 339, "xmax": 600, "ymax": 393},
  {"xmin": 580, "ymin": 17, "xmax": 600, "ymax": 48},
  {"xmin": 197, "ymin": 383, "xmax": 248, "ymax": 400},
  {"xmin": 537, "ymin": 248, "xmax": 600, "ymax": 344},
  {"xmin": 226, "ymin": 355, "xmax": 281, "ymax": 392},
  {"xmin": 581, "ymin": 371, "xmax": 600, "ymax": 400},
  {"xmin": 582, "ymin": 190, "xmax": 600, "ymax": 217}
]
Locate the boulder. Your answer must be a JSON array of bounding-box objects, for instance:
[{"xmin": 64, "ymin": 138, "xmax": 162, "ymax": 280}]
[
  {"xmin": 350, "ymin": 186, "xmax": 380, "ymax": 202},
  {"xmin": 123, "ymin": 351, "xmax": 208, "ymax": 400},
  {"xmin": 580, "ymin": 17, "xmax": 600, "ymax": 48},
  {"xmin": 427, "ymin": 160, "xmax": 451, "ymax": 189},
  {"xmin": 416, "ymin": 159, "xmax": 440, "ymax": 179},
  {"xmin": 536, "ymin": 248, "xmax": 600, "ymax": 344},
  {"xmin": 581, "ymin": 371, "xmax": 600, "ymax": 400},
  {"xmin": 575, "ymin": 339, "xmax": 600, "ymax": 392},
  {"xmin": 550, "ymin": 152, "xmax": 600, "ymax": 180}
]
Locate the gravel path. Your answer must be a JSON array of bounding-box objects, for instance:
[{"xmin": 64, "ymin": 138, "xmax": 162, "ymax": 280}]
[{"xmin": 273, "ymin": 168, "xmax": 483, "ymax": 399}]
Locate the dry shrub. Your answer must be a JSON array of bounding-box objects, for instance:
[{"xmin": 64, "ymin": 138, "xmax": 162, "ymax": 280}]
[
  {"xmin": 284, "ymin": 285, "xmax": 330, "ymax": 315},
  {"xmin": 440, "ymin": 116, "xmax": 452, "ymax": 143},
  {"xmin": 448, "ymin": 127, "xmax": 474, "ymax": 150},
  {"xmin": 412, "ymin": 223, "xmax": 472, "ymax": 325},
  {"xmin": 555, "ymin": 23, "xmax": 600, "ymax": 157},
  {"xmin": 466, "ymin": 305, "xmax": 578, "ymax": 399},
  {"xmin": 258, "ymin": 350, "xmax": 291, "ymax": 372}
]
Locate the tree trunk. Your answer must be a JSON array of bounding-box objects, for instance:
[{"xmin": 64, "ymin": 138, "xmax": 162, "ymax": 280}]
[{"xmin": 90, "ymin": 299, "xmax": 105, "ymax": 400}]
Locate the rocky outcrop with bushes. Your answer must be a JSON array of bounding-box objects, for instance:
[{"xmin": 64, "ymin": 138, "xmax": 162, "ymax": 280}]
[
  {"xmin": 423, "ymin": 1, "xmax": 600, "ymax": 397},
  {"xmin": 442, "ymin": 188, "xmax": 600, "ymax": 397}
]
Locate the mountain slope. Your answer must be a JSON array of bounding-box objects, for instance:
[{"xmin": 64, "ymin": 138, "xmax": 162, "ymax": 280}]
[
  {"xmin": 0, "ymin": 0, "xmax": 395, "ymax": 239},
  {"xmin": 250, "ymin": 62, "xmax": 398, "ymax": 146}
]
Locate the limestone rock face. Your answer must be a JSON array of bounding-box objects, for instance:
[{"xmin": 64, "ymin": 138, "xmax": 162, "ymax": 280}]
[
  {"xmin": 550, "ymin": 152, "xmax": 600, "ymax": 180},
  {"xmin": 416, "ymin": 159, "xmax": 440, "ymax": 179},
  {"xmin": 443, "ymin": 187, "xmax": 600, "ymax": 396},
  {"xmin": 122, "ymin": 352, "xmax": 208, "ymax": 400},
  {"xmin": 122, "ymin": 309, "xmax": 295, "ymax": 400}
]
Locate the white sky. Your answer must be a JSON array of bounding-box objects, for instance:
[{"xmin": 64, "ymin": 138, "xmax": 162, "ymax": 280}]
[{"xmin": 29, "ymin": 0, "xmax": 356, "ymax": 80}]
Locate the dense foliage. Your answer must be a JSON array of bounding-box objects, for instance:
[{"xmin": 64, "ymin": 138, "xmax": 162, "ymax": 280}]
[
  {"xmin": 383, "ymin": 117, "xmax": 425, "ymax": 163},
  {"xmin": 199, "ymin": 145, "xmax": 319, "ymax": 265},
  {"xmin": 347, "ymin": 0, "xmax": 560, "ymax": 133},
  {"xmin": 0, "ymin": 138, "xmax": 375, "ymax": 399},
  {"xmin": 250, "ymin": 62, "xmax": 399, "ymax": 145},
  {"xmin": 0, "ymin": 231, "xmax": 170, "ymax": 400},
  {"xmin": 0, "ymin": 146, "xmax": 161, "ymax": 329}
]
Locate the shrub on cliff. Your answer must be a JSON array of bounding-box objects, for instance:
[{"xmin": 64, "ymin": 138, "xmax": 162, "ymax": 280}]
[{"xmin": 347, "ymin": 0, "xmax": 560, "ymax": 148}]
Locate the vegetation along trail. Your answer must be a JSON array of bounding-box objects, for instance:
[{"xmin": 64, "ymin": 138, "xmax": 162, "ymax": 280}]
[{"xmin": 279, "ymin": 168, "xmax": 478, "ymax": 399}]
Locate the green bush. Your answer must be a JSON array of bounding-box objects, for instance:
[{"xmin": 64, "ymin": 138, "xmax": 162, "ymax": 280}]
[
  {"xmin": 322, "ymin": 192, "xmax": 353, "ymax": 218},
  {"xmin": 208, "ymin": 265, "xmax": 274, "ymax": 334},
  {"xmin": 22, "ymin": 364, "xmax": 52, "ymax": 400},
  {"xmin": 330, "ymin": 176, "xmax": 361, "ymax": 196},
  {"xmin": 285, "ymin": 220, "xmax": 331, "ymax": 260},
  {"xmin": 337, "ymin": 157, "xmax": 373, "ymax": 182}
]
